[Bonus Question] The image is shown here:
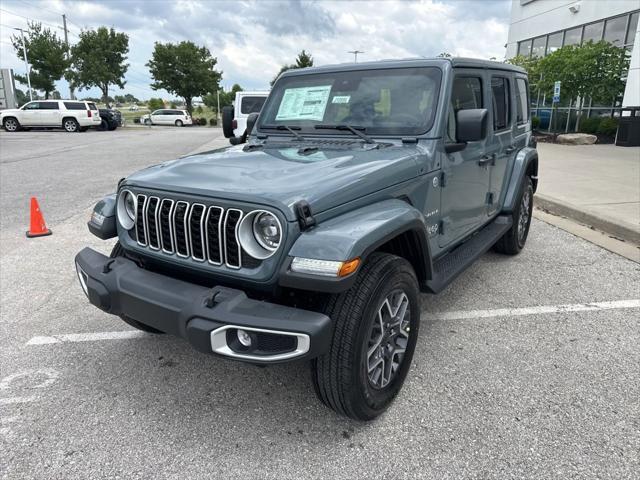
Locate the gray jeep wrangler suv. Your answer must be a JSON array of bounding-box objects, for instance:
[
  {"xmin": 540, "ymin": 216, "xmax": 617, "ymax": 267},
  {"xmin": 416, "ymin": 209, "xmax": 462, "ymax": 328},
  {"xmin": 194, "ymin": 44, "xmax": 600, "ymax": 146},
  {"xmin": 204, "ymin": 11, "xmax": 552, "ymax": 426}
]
[{"xmin": 76, "ymin": 58, "xmax": 538, "ymax": 420}]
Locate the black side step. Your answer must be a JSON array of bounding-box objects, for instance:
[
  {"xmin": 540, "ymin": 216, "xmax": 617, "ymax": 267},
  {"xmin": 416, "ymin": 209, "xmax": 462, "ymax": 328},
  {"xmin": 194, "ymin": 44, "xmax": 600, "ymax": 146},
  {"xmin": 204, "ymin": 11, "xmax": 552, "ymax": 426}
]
[{"xmin": 424, "ymin": 215, "xmax": 512, "ymax": 294}]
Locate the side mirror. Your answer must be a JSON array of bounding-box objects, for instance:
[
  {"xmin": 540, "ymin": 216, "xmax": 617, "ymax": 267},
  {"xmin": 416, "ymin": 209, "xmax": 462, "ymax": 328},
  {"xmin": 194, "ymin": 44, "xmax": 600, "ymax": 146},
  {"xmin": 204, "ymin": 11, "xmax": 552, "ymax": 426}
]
[
  {"xmin": 456, "ymin": 108, "xmax": 488, "ymax": 143},
  {"xmin": 246, "ymin": 112, "xmax": 259, "ymax": 135}
]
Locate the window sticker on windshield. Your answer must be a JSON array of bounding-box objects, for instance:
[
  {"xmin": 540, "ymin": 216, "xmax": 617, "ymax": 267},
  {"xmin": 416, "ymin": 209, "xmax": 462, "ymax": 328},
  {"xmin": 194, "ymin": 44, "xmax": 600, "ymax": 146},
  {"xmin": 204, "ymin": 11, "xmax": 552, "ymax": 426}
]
[
  {"xmin": 276, "ymin": 85, "xmax": 331, "ymax": 121},
  {"xmin": 331, "ymin": 95, "xmax": 350, "ymax": 104}
]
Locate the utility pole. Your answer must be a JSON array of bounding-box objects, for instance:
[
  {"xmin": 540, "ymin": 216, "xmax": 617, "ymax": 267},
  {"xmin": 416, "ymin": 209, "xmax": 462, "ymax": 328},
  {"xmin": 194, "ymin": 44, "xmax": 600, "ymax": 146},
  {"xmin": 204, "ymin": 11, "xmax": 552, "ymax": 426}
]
[
  {"xmin": 62, "ymin": 14, "xmax": 75, "ymax": 99},
  {"xmin": 14, "ymin": 28, "xmax": 33, "ymax": 101},
  {"xmin": 348, "ymin": 50, "xmax": 364, "ymax": 63}
]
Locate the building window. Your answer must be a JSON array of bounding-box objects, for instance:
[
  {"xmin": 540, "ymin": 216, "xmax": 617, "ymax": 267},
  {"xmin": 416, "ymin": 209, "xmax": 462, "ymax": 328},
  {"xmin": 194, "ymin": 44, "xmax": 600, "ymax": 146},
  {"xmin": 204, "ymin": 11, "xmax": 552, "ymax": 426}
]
[
  {"xmin": 626, "ymin": 12, "xmax": 639, "ymax": 46},
  {"xmin": 564, "ymin": 26, "xmax": 582, "ymax": 46},
  {"xmin": 547, "ymin": 31, "xmax": 563, "ymax": 54},
  {"xmin": 582, "ymin": 21, "xmax": 604, "ymax": 43},
  {"xmin": 518, "ymin": 39, "xmax": 532, "ymax": 57},
  {"xmin": 604, "ymin": 15, "xmax": 628, "ymax": 46},
  {"xmin": 531, "ymin": 36, "xmax": 547, "ymax": 57}
]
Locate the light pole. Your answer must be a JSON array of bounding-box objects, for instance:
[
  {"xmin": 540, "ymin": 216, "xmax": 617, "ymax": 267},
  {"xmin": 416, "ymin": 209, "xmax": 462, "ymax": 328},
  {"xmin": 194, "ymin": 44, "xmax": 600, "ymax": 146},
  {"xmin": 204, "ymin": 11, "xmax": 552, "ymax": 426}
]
[
  {"xmin": 348, "ymin": 50, "xmax": 364, "ymax": 63},
  {"xmin": 14, "ymin": 28, "xmax": 33, "ymax": 101}
]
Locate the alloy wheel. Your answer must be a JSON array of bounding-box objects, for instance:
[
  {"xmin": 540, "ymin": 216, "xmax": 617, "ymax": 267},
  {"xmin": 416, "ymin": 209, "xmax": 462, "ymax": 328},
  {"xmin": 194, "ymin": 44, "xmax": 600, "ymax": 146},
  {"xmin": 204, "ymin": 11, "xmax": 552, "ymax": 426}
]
[
  {"xmin": 366, "ymin": 289, "xmax": 411, "ymax": 389},
  {"xmin": 64, "ymin": 120, "xmax": 77, "ymax": 132},
  {"xmin": 4, "ymin": 119, "xmax": 18, "ymax": 131},
  {"xmin": 518, "ymin": 187, "xmax": 531, "ymax": 244}
]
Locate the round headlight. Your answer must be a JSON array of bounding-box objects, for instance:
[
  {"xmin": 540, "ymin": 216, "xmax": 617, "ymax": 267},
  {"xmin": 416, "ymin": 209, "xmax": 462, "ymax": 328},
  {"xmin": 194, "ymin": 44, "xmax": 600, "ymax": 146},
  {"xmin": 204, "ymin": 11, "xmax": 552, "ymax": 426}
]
[
  {"xmin": 116, "ymin": 190, "xmax": 136, "ymax": 230},
  {"xmin": 237, "ymin": 210, "xmax": 282, "ymax": 260}
]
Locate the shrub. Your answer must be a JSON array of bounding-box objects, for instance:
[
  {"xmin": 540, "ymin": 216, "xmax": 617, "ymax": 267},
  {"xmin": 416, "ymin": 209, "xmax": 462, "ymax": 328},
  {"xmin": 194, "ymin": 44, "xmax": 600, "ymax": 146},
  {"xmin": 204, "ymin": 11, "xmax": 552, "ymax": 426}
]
[
  {"xmin": 579, "ymin": 116, "xmax": 601, "ymax": 134},
  {"xmin": 196, "ymin": 105, "xmax": 203, "ymax": 114},
  {"xmin": 531, "ymin": 116, "xmax": 540, "ymax": 129},
  {"xmin": 133, "ymin": 117, "xmax": 140, "ymax": 124},
  {"xmin": 147, "ymin": 97, "xmax": 164, "ymax": 111},
  {"xmin": 597, "ymin": 117, "xmax": 618, "ymax": 137},
  {"xmin": 209, "ymin": 117, "xmax": 217, "ymax": 126}
]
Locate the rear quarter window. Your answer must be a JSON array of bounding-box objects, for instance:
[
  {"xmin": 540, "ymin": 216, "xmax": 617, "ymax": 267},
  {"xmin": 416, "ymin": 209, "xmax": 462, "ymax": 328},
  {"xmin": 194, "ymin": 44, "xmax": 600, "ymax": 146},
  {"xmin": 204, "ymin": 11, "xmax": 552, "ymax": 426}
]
[
  {"xmin": 87, "ymin": 102, "xmax": 98, "ymax": 110},
  {"xmin": 240, "ymin": 96, "xmax": 266, "ymax": 114},
  {"xmin": 64, "ymin": 102, "xmax": 86, "ymax": 110}
]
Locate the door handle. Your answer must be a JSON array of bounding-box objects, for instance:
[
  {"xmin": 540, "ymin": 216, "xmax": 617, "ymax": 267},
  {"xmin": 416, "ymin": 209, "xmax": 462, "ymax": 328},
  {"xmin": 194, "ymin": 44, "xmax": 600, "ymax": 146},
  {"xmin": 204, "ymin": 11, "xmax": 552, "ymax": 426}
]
[
  {"xmin": 478, "ymin": 153, "xmax": 495, "ymax": 166},
  {"xmin": 505, "ymin": 145, "xmax": 516, "ymax": 154}
]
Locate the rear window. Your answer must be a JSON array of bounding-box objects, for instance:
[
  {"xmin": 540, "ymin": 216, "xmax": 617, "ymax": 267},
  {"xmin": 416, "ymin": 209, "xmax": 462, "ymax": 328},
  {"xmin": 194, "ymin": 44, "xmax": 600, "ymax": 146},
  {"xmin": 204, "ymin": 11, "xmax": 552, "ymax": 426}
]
[
  {"xmin": 240, "ymin": 96, "xmax": 267, "ymax": 114},
  {"xmin": 515, "ymin": 78, "xmax": 529, "ymax": 125},
  {"xmin": 64, "ymin": 102, "xmax": 86, "ymax": 110}
]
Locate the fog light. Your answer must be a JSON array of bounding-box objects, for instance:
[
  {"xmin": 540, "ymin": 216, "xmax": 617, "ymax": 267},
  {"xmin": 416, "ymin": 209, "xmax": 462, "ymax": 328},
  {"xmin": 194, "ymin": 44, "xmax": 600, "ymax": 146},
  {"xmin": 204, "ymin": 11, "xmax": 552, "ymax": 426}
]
[{"xmin": 237, "ymin": 329, "xmax": 252, "ymax": 347}]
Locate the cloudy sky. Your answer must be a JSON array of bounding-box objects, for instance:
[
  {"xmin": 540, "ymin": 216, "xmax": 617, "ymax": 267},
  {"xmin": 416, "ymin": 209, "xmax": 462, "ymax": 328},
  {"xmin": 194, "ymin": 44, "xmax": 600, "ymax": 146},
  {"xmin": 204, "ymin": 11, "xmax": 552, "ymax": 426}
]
[{"xmin": 0, "ymin": 0, "xmax": 511, "ymax": 100}]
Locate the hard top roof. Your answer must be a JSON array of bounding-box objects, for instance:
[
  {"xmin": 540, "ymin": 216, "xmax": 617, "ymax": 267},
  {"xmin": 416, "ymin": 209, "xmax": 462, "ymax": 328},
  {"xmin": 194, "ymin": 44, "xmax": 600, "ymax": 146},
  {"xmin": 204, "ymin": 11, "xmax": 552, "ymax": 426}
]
[{"xmin": 279, "ymin": 57, "xmax": 526, "ymax": 77}]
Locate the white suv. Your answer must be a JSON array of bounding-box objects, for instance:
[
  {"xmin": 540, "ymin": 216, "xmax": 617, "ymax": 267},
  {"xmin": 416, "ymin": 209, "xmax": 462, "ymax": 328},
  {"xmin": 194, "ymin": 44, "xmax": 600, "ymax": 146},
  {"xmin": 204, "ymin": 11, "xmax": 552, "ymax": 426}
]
[
  {"xmin": 0, "ymin": 100, "xmax": 101, "ymax": 132},
  {"xmin": 141, "ymin": 109, "xmax": 192, "ymax": 127}
]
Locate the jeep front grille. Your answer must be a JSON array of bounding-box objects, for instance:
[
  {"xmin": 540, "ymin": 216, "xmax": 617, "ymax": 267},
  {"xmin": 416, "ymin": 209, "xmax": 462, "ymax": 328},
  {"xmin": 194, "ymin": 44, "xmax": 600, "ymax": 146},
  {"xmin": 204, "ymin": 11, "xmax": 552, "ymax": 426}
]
[{"xmin": 134, "ymin": 194, "xmax": 244, "ymax": 269}]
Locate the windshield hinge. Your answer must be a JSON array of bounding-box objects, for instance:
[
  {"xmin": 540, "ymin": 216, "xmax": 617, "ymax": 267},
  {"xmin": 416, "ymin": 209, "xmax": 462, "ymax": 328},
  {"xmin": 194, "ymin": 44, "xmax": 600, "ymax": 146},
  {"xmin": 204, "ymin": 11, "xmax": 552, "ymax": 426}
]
[{"xmin": 294, "ymin": 200, "xmax": 316, "ymax": 231}]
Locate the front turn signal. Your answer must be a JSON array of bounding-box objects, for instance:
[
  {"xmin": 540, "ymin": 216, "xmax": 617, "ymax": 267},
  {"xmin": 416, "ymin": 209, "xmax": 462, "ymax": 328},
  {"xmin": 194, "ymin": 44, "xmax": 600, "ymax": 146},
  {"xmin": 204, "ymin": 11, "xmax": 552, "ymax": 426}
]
[{"xmin": 338, "ymin": 258, "xmax": 360, "ymax": 277}]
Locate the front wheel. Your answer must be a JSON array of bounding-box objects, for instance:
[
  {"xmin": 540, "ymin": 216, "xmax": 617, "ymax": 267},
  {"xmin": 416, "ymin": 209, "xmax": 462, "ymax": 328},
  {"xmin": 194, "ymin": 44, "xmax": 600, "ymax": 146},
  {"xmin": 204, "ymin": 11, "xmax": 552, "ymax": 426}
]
[
  {"xmin": 144, "ymin": 118, "xmax": 151, "ymax": 126},
  {"xmin": 63, "ymin": 118, "xmax": 79, "ymax": 132},
  {"xmin": 3, "ymin": 117, "xmax": 20, "ymax": 132},
  {"xmin": 493, "ymin": 176, "xmax": 534, "ymax": 255},
  {"xmin": 311, "ymin": 253, "xmax": 420, "ymax": 420}
]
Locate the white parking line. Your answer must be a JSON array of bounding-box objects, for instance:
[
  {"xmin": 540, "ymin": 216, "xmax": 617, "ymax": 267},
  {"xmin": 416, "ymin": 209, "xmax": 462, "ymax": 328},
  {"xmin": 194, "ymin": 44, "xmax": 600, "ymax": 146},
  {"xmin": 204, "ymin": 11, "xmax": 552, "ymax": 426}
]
[
  {"xmin": 431, "ymin": 299, "xmax": 640, "ymax": 321},
  {"xmin": 25, "ymin": 299, "xmax": 640, "ymax": 346},
  {"xmin": 0, "ymin": 396, "xmax": 36, "ymax": 405},
  {"xmin": 26, "ymin": 330, "xmax": 148, "ymax": 346}
]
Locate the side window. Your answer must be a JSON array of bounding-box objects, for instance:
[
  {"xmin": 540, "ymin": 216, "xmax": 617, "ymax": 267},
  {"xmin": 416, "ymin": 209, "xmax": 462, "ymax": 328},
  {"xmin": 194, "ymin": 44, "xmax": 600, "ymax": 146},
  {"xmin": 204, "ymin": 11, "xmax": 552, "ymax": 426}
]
[
  {"xmin": 447, "ymin": 76, "xmax": 482, "ymax": 142},
  {"xmin": 515, "ymin": 78, "xmax": 529, "ymax": 125},
  {"xmin": 240, "ymin": 96, "xmax": 267, "ymax": 114},
  {"xmin": 63, "ymin": 102, "xmax": 85, "ymax": 110},
  {"xmin": 491, "ymin": 77, "xmax": 510, "ymax": 131},
  {"xmin": 39, "ymin": 102, "xmax": 59, "ymax": 110}
]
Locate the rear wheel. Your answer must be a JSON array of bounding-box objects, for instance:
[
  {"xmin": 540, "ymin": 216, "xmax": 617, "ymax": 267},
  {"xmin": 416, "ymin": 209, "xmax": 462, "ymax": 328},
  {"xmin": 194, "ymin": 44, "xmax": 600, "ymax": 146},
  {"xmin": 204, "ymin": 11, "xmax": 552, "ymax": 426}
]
[
  {"xmin": 3, "ymin": 117, "xmax": 20, "ymax": 132},
  {"xmin": 494, "ymin": 176, "xmax": 534, "ymax": 255},
  {"xmin": 175, "ymin": 119, "xmax": 183, "ymax": 127},
  {"xmin": 63, "ymin": 118, "xmax": 79, "ymax": 132},
  {"xmin": 311, "ymin": 253, "xmax": 420, "ymax": 420},
  {"xmin": 110, "ymin": 242, "xmax": 164, "ymax": 334}
]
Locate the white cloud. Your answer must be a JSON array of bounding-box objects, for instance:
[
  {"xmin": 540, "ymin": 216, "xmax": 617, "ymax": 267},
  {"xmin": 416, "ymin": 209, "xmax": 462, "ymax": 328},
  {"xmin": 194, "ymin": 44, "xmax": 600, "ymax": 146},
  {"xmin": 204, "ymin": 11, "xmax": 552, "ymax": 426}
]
[{"xmin": 0, "ymin": 0, "xmax": 510, "ymax": 99}]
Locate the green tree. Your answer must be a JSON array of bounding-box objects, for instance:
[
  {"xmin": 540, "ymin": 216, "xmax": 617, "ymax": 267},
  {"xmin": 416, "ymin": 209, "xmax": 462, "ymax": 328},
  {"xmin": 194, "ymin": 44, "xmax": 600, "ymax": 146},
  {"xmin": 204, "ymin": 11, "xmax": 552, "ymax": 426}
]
[
  {"xmin": 203, "ymin": 83, "xmax": 243, "ymax": 113},
  {"xmin": 535, "ymin": 41, "xmax": 629, "ymax": 130},
  {"xmin": 270, "ymin": 50, "xmax": 314, "ymax": 86},
  {"xmin": 15, "ymin": 88, "xmax": 29, "ymax": 106},
  {"xmin": 11, "ymin": 22, "xmax": 69, "ymax": 99},
  {"xmin": 147, "ymin": 98, "xmax": 164, "ymax": 111},
  {"xmin": 147, "ymin": 41, "xmax": 222, "ymax": 115},
  {"xmin": 67, "ymin": 27, "xmax": 129, "ymax": 102}
]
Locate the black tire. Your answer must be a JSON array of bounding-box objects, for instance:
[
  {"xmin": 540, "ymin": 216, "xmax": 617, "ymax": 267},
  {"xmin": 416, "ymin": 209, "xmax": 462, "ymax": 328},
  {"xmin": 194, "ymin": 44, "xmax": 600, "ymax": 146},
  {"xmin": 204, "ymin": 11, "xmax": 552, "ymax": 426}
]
[
  {"xmin": 3, "ymin": 117, "xmax": 20, "ymax": 132},
  {"xmin": 175, "ymin": 119, "xmax": 183, "ymax": 127},
  {"xmin": 221, "ymin": 105, "xmax": 235, "ymax": 138},
  {"xmin": 107, "ymin": 121, "xmax": 118, "ymax": 131},
  {"xmin": 110, "ymin": 242, "xmax": 164, "ymax": 334},
  {"xmin": 97, "ymin": 118, "xmax": 109, "ymax": 131},
  {"xmin": 311, "ymin": 253, "xmax": 420, "ymax": 421},
  {"xmin": 493, "ymin": 176, "xmax": 534, "ymax": 255},
  {"xmin": 62, "ymin": 117, "xmax": 80, "ymax": 132}
]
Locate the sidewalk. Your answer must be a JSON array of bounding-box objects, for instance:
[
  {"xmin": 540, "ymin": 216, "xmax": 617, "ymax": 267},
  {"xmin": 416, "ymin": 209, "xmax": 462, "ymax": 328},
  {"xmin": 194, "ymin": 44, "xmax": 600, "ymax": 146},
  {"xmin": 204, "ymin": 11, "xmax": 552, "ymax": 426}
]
[{"xmin": 534, "ymin": 143, "xmax": 640, "ymax": 244}]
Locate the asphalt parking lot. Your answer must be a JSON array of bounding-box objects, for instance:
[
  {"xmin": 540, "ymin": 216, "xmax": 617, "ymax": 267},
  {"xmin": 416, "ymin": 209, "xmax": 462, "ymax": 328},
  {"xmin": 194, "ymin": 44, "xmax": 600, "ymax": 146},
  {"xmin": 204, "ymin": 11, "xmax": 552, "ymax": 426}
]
[{"xmin": 1, "ymin": 128, "xmax": 639, "ymax": 479}]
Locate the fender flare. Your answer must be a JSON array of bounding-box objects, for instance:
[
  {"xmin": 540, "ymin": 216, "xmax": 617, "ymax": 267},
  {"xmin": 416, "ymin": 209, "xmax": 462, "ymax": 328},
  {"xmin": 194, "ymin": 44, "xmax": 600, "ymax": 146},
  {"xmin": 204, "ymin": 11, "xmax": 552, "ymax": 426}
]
[
  {"xmin": 279, "ymin": 199, "xmax": 432, "ymax": 293},
  {"xmin": 502, "ymin": 147, "xmax": 538, "ymax": 213}
]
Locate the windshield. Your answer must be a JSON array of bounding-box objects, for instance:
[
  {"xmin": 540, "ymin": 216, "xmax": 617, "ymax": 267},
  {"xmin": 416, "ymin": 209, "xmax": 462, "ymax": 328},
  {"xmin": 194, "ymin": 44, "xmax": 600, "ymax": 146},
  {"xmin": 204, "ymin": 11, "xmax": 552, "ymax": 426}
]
[{"xmin": 258, "ymin": 67, "xmax": 442, "ymax": 136}]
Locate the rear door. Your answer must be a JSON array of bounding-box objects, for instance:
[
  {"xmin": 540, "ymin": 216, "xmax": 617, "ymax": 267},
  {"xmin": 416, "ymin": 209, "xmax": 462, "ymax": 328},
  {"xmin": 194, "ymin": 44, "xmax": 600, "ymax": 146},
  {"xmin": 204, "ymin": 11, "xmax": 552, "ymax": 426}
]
[
  {"xmin": 486, "ymin": 74, "xmax": 515, "ymax": 216},
  {"xmin": 439, "ymin": 71, "xmax": 491, "ymax": 247},
  {"xmin": 39, "ymin": 101, "xmax": 61, "ymax": 125}
]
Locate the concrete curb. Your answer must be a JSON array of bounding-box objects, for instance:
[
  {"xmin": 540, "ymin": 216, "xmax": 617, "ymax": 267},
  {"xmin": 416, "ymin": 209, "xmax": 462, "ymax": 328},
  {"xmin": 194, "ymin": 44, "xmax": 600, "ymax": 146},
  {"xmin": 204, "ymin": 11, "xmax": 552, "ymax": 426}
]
[{"xmin": 534, "ymin": 194, "xmax": 640, "ymax": 245}]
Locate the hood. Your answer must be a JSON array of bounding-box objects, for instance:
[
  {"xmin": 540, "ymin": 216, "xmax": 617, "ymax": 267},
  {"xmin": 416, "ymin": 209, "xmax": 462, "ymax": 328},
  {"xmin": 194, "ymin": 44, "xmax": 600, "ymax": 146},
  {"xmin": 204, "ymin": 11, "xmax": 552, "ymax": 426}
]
[{"xmin": 125, "ymin": 143, "xmax": 426, "ymax": 221}]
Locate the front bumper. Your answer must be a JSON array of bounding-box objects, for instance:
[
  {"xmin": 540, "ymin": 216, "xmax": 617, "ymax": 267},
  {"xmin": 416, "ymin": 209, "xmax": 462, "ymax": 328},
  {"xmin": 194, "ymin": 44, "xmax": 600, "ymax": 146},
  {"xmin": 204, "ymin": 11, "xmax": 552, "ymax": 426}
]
[{"xmin": 74, "ymin": 247, "xmax": 332, "ymax": 363}]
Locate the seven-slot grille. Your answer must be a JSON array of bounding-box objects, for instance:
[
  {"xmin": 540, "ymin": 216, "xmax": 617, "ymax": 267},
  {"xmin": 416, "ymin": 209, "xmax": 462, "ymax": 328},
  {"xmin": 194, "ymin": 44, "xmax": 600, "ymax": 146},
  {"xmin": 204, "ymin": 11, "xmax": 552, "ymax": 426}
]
[{"xmin": 135, "ymin": 194, "xmax": 244, "ymax": 268}]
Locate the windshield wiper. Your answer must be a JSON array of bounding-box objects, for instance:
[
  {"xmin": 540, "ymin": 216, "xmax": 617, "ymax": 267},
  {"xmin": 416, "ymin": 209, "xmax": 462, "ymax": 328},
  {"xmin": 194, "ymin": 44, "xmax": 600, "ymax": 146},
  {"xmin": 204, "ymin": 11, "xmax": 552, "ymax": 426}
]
[
  {"xmin": 314, "ymin": 124, "xmax": 375, "ymax": 144},
  {"xmin": 261, "ymin": 124, "xmax": 306, "ymax": 141}
]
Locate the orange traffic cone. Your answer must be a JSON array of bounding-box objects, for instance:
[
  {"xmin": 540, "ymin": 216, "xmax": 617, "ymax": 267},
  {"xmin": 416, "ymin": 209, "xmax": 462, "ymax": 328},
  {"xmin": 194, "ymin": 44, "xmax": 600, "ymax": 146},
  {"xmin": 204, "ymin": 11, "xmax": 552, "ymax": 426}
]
[{"xmin": 26, "ymin": 197, "xmax": 52, "ymax": 238}]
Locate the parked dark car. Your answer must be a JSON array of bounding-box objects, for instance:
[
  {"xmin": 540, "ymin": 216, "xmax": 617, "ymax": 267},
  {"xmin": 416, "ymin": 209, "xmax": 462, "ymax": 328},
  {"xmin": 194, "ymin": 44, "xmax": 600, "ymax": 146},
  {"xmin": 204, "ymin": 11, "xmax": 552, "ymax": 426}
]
[
  {"xmin": 77, "ymin": 57, "xmax": 538, "ymax": 420},
  {"xmin": 97, "ymin": 108, "xmax": 123, "ymax": 131}
]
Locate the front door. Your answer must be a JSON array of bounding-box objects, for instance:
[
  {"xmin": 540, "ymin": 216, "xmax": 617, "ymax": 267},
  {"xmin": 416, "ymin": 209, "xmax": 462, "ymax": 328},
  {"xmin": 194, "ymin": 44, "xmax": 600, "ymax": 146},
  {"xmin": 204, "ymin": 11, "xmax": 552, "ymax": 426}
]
[
  {"xmin": 20, "ymin": 102, "xmax": 40, "ymax": 126},
  {"xmin": 439, "ymin": 72, "xmax": 491, "ymax": 247}
]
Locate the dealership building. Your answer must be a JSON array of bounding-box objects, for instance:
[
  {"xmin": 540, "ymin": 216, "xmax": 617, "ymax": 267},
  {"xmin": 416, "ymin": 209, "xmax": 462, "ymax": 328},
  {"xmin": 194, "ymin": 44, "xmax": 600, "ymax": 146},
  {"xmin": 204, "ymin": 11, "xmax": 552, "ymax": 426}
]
[{"xmin": 505, "ymin": 0, "xmax": 640, "ymax": 130}]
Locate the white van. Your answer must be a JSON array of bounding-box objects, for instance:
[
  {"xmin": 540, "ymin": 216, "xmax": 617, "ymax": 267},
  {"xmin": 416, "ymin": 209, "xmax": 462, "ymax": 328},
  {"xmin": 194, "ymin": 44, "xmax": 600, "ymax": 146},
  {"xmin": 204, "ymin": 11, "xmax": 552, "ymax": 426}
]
[{"xmin": 222, "ymin": 91, "xmax": 269, "ymax": 142}]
